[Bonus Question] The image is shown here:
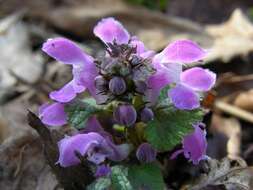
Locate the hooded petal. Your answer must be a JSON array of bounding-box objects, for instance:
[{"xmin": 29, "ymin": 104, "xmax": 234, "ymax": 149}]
[
  {"xmin": 180, "ymin": 67, "xmax": 216, "ymax": 91},
  {"xmin": 146, "ymin": 62, "xmax": 182, "ymax": 104},
  {"xmin": 182, "ymin": 124, "xmax": 207, "ymax": 164},
  {"xmin": 72, "ymin": 60, "xmax": 98, "ymax": 97},
  {"xmin": 39, "ymin": 102, "xmax": 67, "ymax": 126},
  {"xmin": 42, "ymin": 37, "xmax": 93, "ymax": 65},
  {"xmin": 49, "ymin": 80, "xmax": 86, "ymax": 103},
  {"xmin": 42, "ymin": 37, "xmax": 97, "ymax": 99},
  {"xmin": 57, "ymin": 132, "xmax": 104, "ymax": 167},
  {"xmin": 93, "ymin": 17, "xmax": 130, "ymax": 44},
  {"xmin": 149, "ymin": 62, "xmax": 182, "ymax": 90},
  {"xmin": 57, "ymin": 132, "xmax": 130, "ymax": 167},
  {"xmin": 158, "ymin": 40, "xmax": 207, "ymax": 64},
  {"xmin": 169, "ymin": 84, "xmax": 200, "ymax": 110}
]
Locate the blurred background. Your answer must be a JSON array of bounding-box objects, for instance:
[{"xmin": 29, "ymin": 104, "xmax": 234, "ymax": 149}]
[{"xmin": 1, "ymin": 0, "xmax": 253, "ymax": 189}]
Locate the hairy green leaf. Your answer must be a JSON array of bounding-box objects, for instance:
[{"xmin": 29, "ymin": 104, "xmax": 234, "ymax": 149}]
[
  {"xmin": 128, "ymin": 163, "xmax": 165, "ymax": 190},
  {"xmin": 145, "ymin": 108, "xmax": 203, "ymax": 151},
  {"xmin": 111, "ymin": 165, "xmax": 133, "ymax": 190},
  {"xmin": 87, "ymin": 177, "xmax": 111, "ymax": 190},
  {"xmin": 65, "ymin": 100, "xmax": 100, "ymax": 129}
]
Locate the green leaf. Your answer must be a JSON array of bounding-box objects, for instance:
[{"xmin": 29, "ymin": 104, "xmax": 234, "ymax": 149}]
[
  {"xmin": 111, "ymin": 165, "xmax": 133, "ymax": 190},
  {"xmin": 87, "ymin": 177, "xmax": 111, "ymax": 190},
  {"xmin": 145, "ymin": 108, "xmax": 203, "ymax": 151},
  {"xmin": 128, "ymin": 163, "xmax": 165, "ymax": 190},
  {"xmin": 157, "ymin": 85, "xmax": 171, "ymax": 106},
  {"xmin": 65, "ymin": 100, "xmax": 100, "ymax": 129}
]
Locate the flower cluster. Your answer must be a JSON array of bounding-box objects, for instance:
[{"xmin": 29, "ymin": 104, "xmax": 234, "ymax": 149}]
[{"xmin": 39, "ymin": 17, "xmax": 216, "ymax": 187}]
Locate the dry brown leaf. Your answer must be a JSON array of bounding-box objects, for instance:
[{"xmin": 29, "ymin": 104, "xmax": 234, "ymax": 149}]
[
  {"xmin": 188, "ymin": 158, "xmax": 253, "ymax": 190},
  {"xmin": 0, "ymin": 13, "xmax": 44, "ymax": 98},
  {"xmin": 234, "ymin": 89, "xmax": 253, "ymax": 112},
  {"xmin": 0, "ymin": 98, "xmax": 36, "ymax": 143},
  {"xmin": 0, "ymin": 132, "xmax": 60, "ymax": 190},
  {"xmin": 205, "ymin": 9, "xmax": 253, "ymax": 62},
  {"xmin": 211, "ymin": 114, "xmax": 242, "ymax": 159}
]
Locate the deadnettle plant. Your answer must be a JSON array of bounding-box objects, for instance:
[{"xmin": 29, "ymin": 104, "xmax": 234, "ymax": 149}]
[{"xmin": 39, "ymin": 17, "xmax": 216, "ymax": 189}]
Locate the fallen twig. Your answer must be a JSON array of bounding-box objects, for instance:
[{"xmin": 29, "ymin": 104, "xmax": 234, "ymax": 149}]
[{"xmin": 214, "ymin": 100, "xmax": 253, "ymax": 123}]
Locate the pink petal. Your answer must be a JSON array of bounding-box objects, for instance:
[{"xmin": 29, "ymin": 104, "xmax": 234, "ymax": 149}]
[
  {"xmin": 49, "ymin": 80, "xmax": 86, "ymax": 103},
  {"xmin": 180, "ymin": 67, "xmax": 216, "ymax": 91},
  {"xmin": 93, "ymin": 17, "xmax": 130, "ymax": 44},
  {"xmin": 182, "ymin": 124, "xmax": 207, "ymax": 164},
  {"xmin": 159, "ymin": 40, "xmax": 207, "ymax": 64},
  {"xmin": 169, "ymin": 84, "xmax": 200, "ymax": 110},
  {"xmin": 39, "ymin": 102, "xmax": 67, "ymax": 126},
  {"xmin": 42, "ymin": 37, "xmax": 92, "ymax": 65},
  {"xmin": 72, "ymin": 61, "xmax": 98, "ymax": 96},
  {"xmin": 57, "ymin": 133, "xmax": 104, "ymax": 167},
  {"xmin": 146, "ymin": 62, "xmax": 182, "ymax": 105},
  {"xmin": 148, "ymin": 62, "xmax": 182, "ymax": 90}
]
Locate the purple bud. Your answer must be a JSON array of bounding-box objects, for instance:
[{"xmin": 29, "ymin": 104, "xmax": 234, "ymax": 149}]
[
  {"xmin": 109, "ymin": 77, "xmax": 126, "ymax": 95},
  {"xmin": 135, "ymin": 81, "xmax": 147, "ymax": 94},
  {"xmin": 113, "ymin": 105, "xmax": 137, "ymax": 126},
  {"xmin": 95, "ymin": 165, "xmax": 111, "ymax": 178},
  {"xmin": 136, "ymin": 143, "xmax": 157, "ymax": 163},
  {"xmin": 95, "ymin": 75, "xmax": 107, "ymax": 91},
  {"xmin": 131, "ymin": 55, "xmax": 142, "ymax": 66},
  {"xmin": 140, "ymin": 107, "xmax": 154, "ymax": 122}
]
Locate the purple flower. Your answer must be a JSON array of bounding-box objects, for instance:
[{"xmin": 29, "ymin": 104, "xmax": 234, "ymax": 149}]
[
  {"xmin": 180, "ymin": 67, "xmax": 216, "ymax": 91},
  {"xmin": 93, "ymin": 17, "xmax": 130, "ymax": 45},
  {"xmin": 168, "ymin": 67, "xmax": 216, "ymax": 110},
  {"xmin": 113, "ymin": 105, "xmax": 137, "ymax": 126},
  {"xmin": 49, "ymin": 79, "xmax": 86, "ymax": 103},
  {"xmin": 57, "ymin": 132, "xmax": 130, "ymax": 167},
  {"xmin": 95, "ymin": 164, "xmax": 111, "ymax": 178},
  {"xmin": 136, "ymin": 143, "xmax": 157, "ymax": 163},
  {"xmin": 156, "ymin": 40, "xmax": 207, "ymax": 64},
  {"xmin": 146, "ymin": 62, "xmax": 182, "ymax": 105},
  {"xmin": 170, "ymin": 123, "xmax": 207, "ymax": 165},
  {"xmin": 146, "ymin": 39, "xmax": 215, "ymax": 108},
  {"xmin": 42, "ymin": 18, "xmax": 152, "ymax": 105},
  {"xmin": 169, "ymin": 84, "xmax": 200, "ymax": 110},
  {"xmin": 39, "ymin": 102, "xmax": 67, "ymax": 126},
  {"xmin": 42, "ymin": 37, "xmax": 97, "ymax": 103}
]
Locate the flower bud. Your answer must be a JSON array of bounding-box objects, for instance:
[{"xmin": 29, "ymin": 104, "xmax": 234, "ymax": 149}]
[
  {"xmin": 95, "ymin": 75, "xmax": 107, "ymax": 91},
  {"xmin": 113, "ymin": 105, "xmax": 137, "ymax": 126},
  {"xmin": 109, "ymin": 77, "xmax": 126, "ymax": 95},
  {"xmin": 95, "ymin": 165, "xmax": 111, "ymax": 178},
  {"xmin": 140, "ymin": 107, "xmax": 154, "ymax": 122},
  {"xmin": 135, "ymin": 81, "xmax": 147, "ymax": 94},
  {"xmin": 136, "ymin": 143, "xmax": 157, "ymax": 163}
]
